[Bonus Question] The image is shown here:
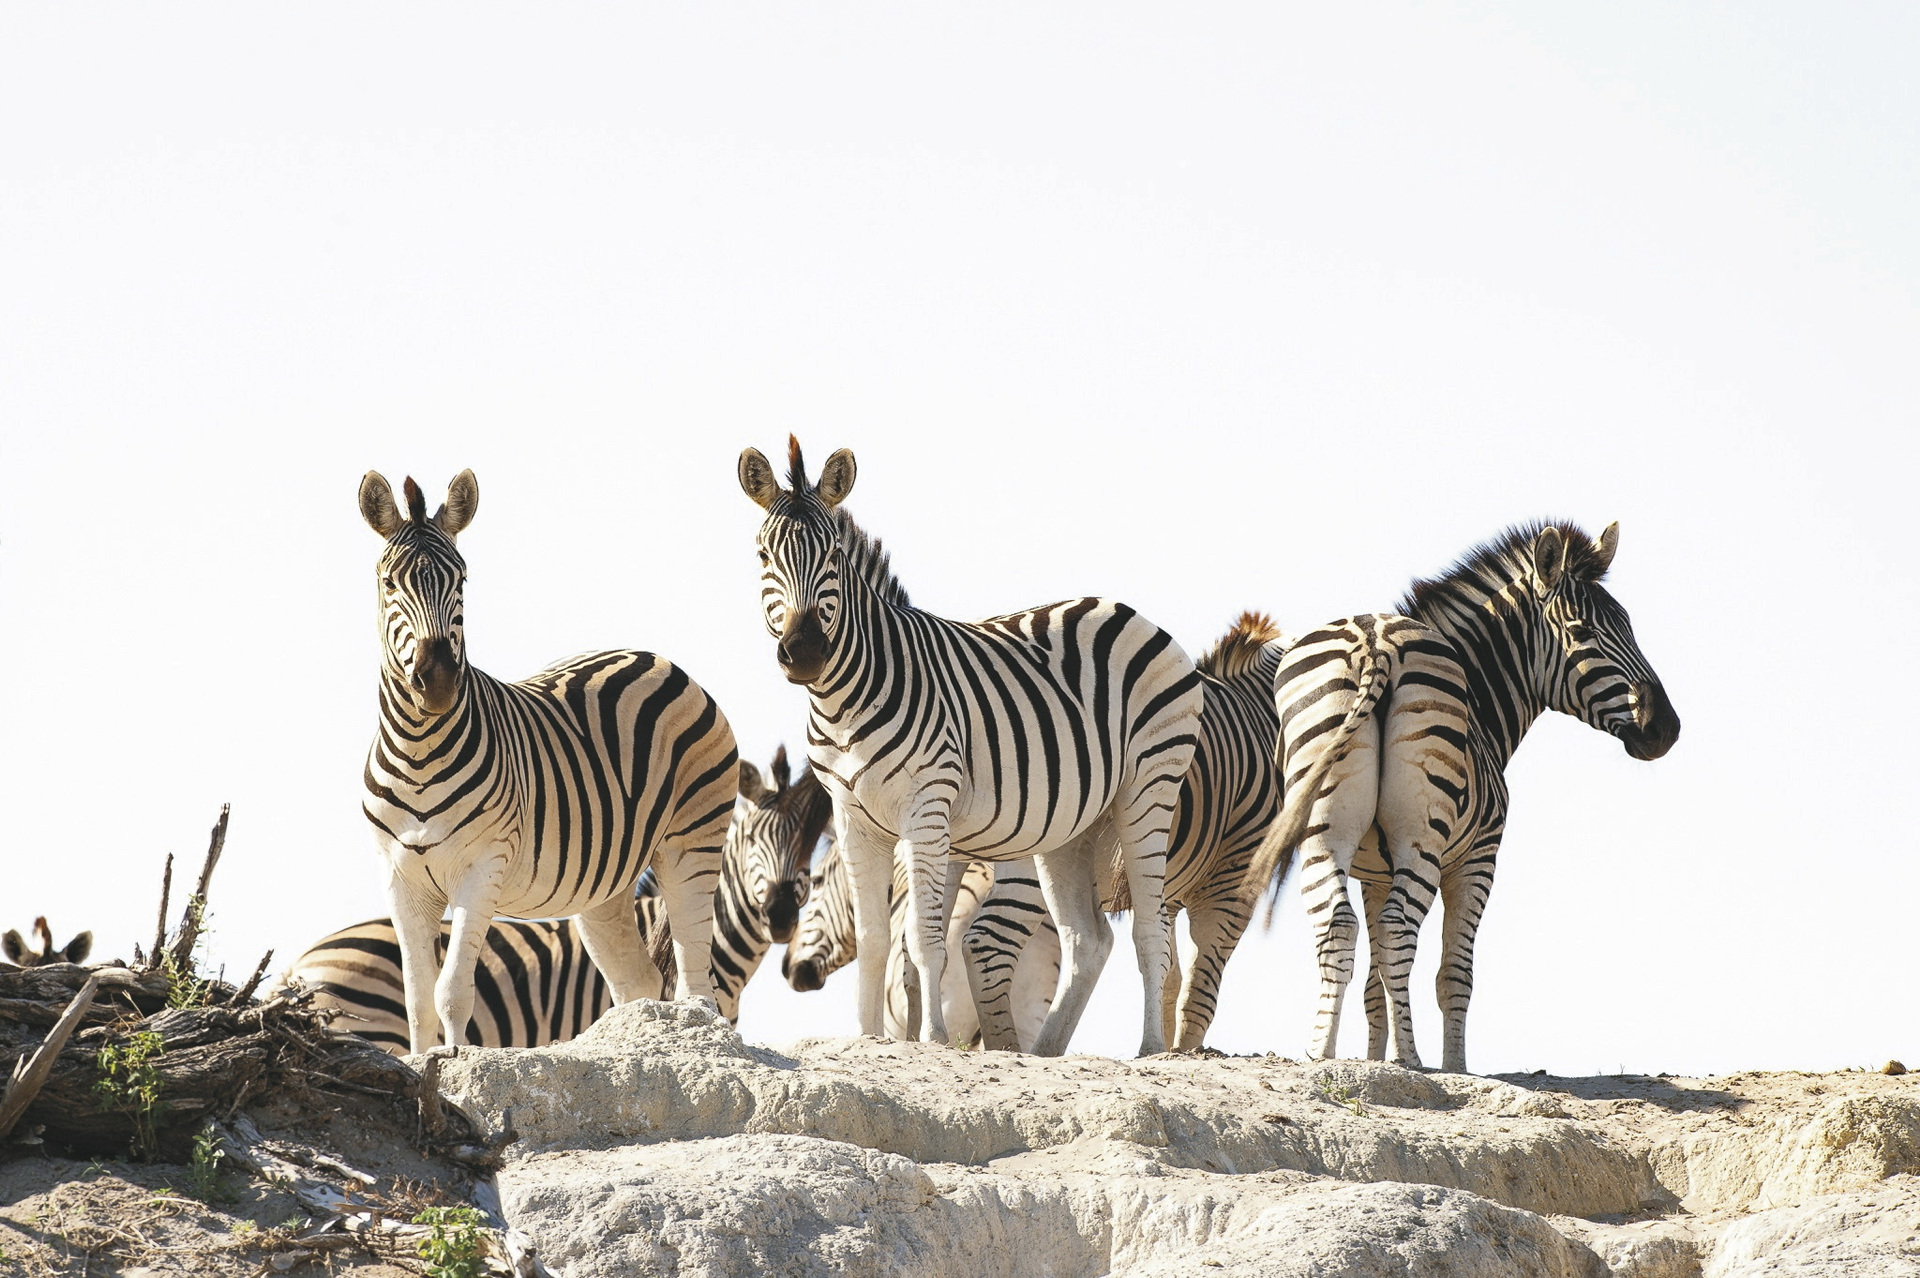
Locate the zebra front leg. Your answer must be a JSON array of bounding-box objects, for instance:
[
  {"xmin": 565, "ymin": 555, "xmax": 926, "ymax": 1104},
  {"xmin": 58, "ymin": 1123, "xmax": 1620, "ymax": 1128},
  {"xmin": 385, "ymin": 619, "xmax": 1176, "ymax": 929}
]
[
  {"xmin": 1028, "ymin": 830, "xmax": 1112, "ymax": 1057},
  {"xmin": 1437, "ymin": 855, "xmax": 1496, "ymax": 1074},
  {"xmin": 1359, "ymin": 875, "xmax": 1391, "ymax": 1061},
  {"xmin": 840, "ymin": 819, "xmax": 896, "ymax": 1037},
  {"xmin": 385, "ymin": 867, "xmax": 447, "ymax": 1055},
  {"xmin": 898, "ymin": 825, "xmax": 955, "ymax": 1045},
  {"xmin": 576, "ymin": 892, "xmax": 666, "ymax": 1006},
  {"xmin": 438, "ymin": 850, "xmax": 510, "ymax": 1048}
]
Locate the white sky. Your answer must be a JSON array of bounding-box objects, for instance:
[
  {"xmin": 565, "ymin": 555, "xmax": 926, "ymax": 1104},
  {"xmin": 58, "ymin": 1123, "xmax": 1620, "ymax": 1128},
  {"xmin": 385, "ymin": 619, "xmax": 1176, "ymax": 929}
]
[{"xmin": 3, "ymin": 5, "xmax": 1914, "ymax": 1078}]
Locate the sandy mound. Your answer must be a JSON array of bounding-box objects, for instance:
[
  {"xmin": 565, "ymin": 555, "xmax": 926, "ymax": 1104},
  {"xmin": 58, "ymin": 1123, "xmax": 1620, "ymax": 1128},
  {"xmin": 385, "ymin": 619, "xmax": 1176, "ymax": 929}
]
[{"xmin": 419, "ymin": 1000, "xmax": 1920, "ymax": 1277}]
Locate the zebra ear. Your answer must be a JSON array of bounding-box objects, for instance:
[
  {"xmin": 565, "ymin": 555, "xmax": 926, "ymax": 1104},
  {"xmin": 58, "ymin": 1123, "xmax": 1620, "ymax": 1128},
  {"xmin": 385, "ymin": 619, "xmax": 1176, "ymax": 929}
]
[
  {"xmin": 62, "ymin": 931, "xmax": 93, "ymax": 965},
  {"xmin": 359, "ymin": 472, "xmax": 403, "ymax": 537},
  {"xmin": 1591, "ymin": 521, "xmax": 1620, "ymax": 574},
  {"xmin": 737, "ymin": 760, "xmax": 772, "ymax": 804},
  {"xmin": 739, "ymin": 448, "xmax": 782, "ymax": 510},
  {"xmin": 815, "ymin": 449, "xmax": 857, "ymax": 508},
  {"xmin": 1531, "ymin": 526, "xmax": 1569, "ymax": 593},
  {"xmin": 1, "ymin": 930, "xmax": 25, "ymax": 965},
  {"xmin": 435, "ymin": 469, "xmax": 479, "ymax": 538}
]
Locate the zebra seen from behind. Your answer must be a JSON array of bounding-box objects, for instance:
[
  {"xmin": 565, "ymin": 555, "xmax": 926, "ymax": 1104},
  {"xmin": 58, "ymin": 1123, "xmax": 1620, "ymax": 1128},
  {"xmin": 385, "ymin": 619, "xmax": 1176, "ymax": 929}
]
[
  {"xmin": 740, "ymin": 438, "xmax": 1203, "ymax": 1056},
  {"xmin": 360, "ymin": 470, "xmax": 739, "ymax": 1053},
  {"xmin": 284, "ymin": 749, "xmax": 831, "ymax": 1051},
  {"xmin": 1242, "ymin": 521, "xmax": 1680, "ymax": 1073},
  {"xmin": 2, "ymin": 918, "xmax": 92, "ymax": 968}
]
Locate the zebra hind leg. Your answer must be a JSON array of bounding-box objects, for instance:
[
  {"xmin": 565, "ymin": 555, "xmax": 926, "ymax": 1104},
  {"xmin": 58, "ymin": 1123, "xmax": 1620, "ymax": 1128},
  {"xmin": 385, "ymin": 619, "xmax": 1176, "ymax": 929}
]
[
  {"xmin": 649, "ymin": 828, "xmax": 727, "ymax": 1005},
  {"xmin": 1170, "ymin": 900, "xmax": 1252, "ymax": 1052},
  {"xmin": 576, "ymin": 891, "xmax": 666, "ymax": 1006},
  {"xmin": 1436, "ymin": 856, "xmax": 1496, "ymax": 1074},
  {"xmin": 1359, "ymin": 874, "xmax": 1391, "ymax": 1061},
  {"xmin": 1027, "ymin": 828, "xmax": 1113, "ymax": 1057}
]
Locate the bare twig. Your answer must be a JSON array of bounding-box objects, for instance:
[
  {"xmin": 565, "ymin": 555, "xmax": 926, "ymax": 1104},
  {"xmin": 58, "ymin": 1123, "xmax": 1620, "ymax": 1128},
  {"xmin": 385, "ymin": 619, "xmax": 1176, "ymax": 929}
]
[
  {"xmin": 149, "ymin": 852, "xmax": 175, "ymax": 969},
  {"xmin": 0, "ymin": 974, "xmax": 99, "ymax": 1141},
  {"xmin": 418, "ymin": 1050, "xmax": 448, "ymax": 1140},
  {"xmin": 166, "ymin": 804, "xmax": 230, "ymax": 973},
  {"xmin": 232, "ymin": 949, "xmax": 275, "ymax": 1006}
]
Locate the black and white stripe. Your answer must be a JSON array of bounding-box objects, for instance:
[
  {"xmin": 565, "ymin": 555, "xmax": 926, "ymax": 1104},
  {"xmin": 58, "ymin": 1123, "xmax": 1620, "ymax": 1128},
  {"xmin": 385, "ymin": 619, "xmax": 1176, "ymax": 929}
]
[
  {"xmin": 782, "ymin": 836, "xmax": 1060, "ymax": 1050},
  {"xmin": 359, "ymin": 470, "xmax": 739, "ymax": 1052},
  {"xmin": 287, "ymin": 750, "xmax": 829, "ymax": 1050},
  {"xmin": 739, "ymin": 439, "xmax": 1203, "ymax": 1056},
  {"xmin": 1243, "ymin": 521, "xmax": 1680, "ymax": 1073},
  {"xmin": 960, "ymin": 612, "xmax": 1294, "ymax": 1052}
]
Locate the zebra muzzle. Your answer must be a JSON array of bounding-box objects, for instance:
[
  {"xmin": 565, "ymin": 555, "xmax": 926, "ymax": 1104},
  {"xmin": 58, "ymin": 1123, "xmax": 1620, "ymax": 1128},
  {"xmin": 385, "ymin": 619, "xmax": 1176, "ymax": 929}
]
[
  {"xmin": 412, "ymin": 636, "xmax": 462, "ymax": 714},
  {"xmin": 785, "ymin": 955, "xmax": 825, "ymax": 993},
  {"xmin": 776, "ymin": 608, "xmax": 829, "ymax": 684},
  {"xmin": 766, "ymin": 881, "xmax": 803, "ymax": 945}
]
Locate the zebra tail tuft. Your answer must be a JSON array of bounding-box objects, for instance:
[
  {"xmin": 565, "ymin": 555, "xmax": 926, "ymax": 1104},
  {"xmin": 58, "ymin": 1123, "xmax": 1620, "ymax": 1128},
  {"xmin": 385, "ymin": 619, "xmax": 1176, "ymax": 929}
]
[{"xmin": 1242, "ymin": 643, "xmax": 1393, "ymax": 926}]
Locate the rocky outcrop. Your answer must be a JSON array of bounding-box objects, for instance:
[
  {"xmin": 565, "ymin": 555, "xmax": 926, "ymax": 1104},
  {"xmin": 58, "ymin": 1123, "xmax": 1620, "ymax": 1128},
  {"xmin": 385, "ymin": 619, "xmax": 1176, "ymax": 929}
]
[{"xmin": 434, "ymin": 1001, "xmax": 1920, "ymax": 1277}]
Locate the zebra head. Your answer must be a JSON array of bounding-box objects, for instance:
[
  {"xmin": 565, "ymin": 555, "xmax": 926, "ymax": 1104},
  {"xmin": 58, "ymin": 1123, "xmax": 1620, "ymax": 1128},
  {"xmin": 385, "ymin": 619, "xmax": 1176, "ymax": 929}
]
[
  {"xmin": 2, "ymin": 917, "xmax": 92, "ymax": 968},
  {"xmin": 359, "ymin": 470, "xmax": 479, "ymax": 717},
  {"xmin": 726, "ymin": 746, "xmax": 834, "ymax": 944},
  {"xmin": 1528, "ymin": 522, "xmax": 1680, "ymax": 761},
  {"xmin": 738, "ymin": 437, "xmax": 858, "ymax": 685},
  {"xmin": 782, "ymin": 833, "xmax": 851, "ymax": 993}
]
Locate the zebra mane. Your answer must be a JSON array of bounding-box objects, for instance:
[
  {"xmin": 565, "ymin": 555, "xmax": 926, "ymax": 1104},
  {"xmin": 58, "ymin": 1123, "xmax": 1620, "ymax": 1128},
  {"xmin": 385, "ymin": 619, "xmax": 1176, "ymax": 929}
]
[
  {"xmin": 1399, "ymin": 519, "xmax": 1608, "ymax": 618},
  {"xmin": 830, "ymin": 506, "xmax": 910, "ymax": 608},
  {"xmin": 1197, "ymin": 611, "xmax": 1287, "ymax": 679}
]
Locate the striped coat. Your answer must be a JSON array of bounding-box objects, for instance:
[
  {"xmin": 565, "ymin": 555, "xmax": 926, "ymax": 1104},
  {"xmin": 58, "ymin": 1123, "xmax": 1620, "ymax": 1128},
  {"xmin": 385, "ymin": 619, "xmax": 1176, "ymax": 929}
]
[
  {"xmin": 740, "ymin": 439, "xmax": 1202, "ymax": 1056},
  {"xmin": 359, "ymin": 470, "xmax": 738, "ymax": 1052}
]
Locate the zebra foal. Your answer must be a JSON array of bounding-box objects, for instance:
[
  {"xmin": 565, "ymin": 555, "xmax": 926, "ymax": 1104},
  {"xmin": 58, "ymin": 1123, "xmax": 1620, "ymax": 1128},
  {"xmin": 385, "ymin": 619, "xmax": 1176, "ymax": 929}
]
[
  {"xmin": 360, "ymin": 470, "xmax": 739, "ymax": 1053},
  {"xmin": 1243, "ymin": 521, "xmax": 1680, "ymax": 1073},
  {"xmin": 740, "ymin": 438, "xmax": 1202, "ymax": 1056},
  {"xmin": 285, "ymin": 749, "xmax": 831, "ymax": 1050}
]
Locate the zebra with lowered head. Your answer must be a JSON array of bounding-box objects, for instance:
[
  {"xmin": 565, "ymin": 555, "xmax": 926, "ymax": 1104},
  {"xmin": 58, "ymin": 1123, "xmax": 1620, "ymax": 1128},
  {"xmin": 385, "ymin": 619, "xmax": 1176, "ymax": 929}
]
[
  {"xmin": 740, "ymin": 438, "xmax": 1202, "ymax": 1056},
  {"xmin": 359, "ymin": 470, "xmax": 739, "ymax": 1053},
  {"xmin": 783, "ymin": 834, "xmax": 1061, "ymax": 1049},
  {"xmin": 1242, "ymin": 521, "xmax": 1680, "ymax": 1073},
  {"xmin": 284, "ymin": 749, "xmax": 831, "ymax": 1050}
]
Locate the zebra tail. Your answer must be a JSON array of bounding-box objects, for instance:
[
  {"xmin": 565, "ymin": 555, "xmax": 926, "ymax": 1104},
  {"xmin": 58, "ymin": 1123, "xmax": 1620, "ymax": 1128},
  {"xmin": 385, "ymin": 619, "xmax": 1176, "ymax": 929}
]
[{"xmin": 1241, "ymin": 643, "xmax": 1393, "ymax": 925}]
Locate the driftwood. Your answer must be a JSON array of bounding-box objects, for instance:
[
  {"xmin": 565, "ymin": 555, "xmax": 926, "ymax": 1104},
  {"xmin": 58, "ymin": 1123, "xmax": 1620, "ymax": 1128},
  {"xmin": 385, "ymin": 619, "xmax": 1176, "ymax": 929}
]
[{"xmin": 0, "ymin": 974, "xmax": 98, "ymax": 1141}]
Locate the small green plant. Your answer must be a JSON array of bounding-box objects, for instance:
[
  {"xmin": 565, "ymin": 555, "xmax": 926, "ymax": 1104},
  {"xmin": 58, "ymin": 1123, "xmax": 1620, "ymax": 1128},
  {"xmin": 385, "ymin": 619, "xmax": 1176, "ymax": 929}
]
[
  {"xmin": 95, "ymin": 1031, "xmax": 166, "ymax": 1159},
  {"xmin": 1313, "ymin": 1075, "xmax": 1369, "ymax": 1117},
  {"xmin": 412, "ymin": 1205, "xmax": 488, "ymax": 1278},
  {"xmin": 230, "ymin": 1220, "xmax": 257, "ymax": 1239},
  {"xmin": 163, "ymin": 902, "xmax": 214, "ymax": 1009},
  {"xmin": 185, "ymin": 1126, "xmax": 238, "ymax": 1203}
]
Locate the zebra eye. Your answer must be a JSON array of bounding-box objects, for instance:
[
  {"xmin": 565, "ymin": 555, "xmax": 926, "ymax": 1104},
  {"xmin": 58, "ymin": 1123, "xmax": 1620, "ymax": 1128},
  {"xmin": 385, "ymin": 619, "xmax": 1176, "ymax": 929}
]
[
  {"xmin": 382, "ymin": 574, "xmax": 396, "ymax": 590},
  {"xmin": 756, "ymin": 550, "xmax": 771, "ymax": 566}
]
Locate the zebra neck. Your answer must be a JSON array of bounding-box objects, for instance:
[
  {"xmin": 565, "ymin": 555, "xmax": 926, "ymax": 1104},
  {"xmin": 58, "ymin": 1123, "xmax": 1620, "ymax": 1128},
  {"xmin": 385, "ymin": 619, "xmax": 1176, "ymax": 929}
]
[
  {"xmin": 376, "ymin": 667, "xmax": 482, "ymax": 764},
  {"xmin": 1407, "ymin": 578, "xmax": 1548, "ymax": 767},
  {"xmin": 800, "ymin": 570, "xmax": 910, "ymax": 738}
]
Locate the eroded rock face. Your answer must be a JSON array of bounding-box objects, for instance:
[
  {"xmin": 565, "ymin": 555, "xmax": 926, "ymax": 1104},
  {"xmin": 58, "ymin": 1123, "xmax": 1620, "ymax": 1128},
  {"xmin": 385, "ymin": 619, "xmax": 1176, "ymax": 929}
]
[{"xmin": 432, "ymin": 1002, "xmax": 1920, "ymax": 1278}]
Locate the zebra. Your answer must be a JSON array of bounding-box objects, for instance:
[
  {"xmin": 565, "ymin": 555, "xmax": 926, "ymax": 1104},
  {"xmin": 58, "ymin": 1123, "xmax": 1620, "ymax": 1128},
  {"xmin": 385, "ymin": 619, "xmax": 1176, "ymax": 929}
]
[
  {"xmin": 2, "ymin": 918, "xmax": 92, "ymax": 968},
  {"xmin": 964, "ymin": 611, "xmax": 1294, "ymax": 1052},
  {"xmin": 782, "ymin": 835, "xmax": 1061, "ymax": 1050},
  {"xmin": 359, "ymin": 470, "xmax": 739, "ymax": 1053},
  {"xmin": 1242, "ymin": 521, "xmax": 1680, "ymax": 1074},
  {"xmin": 285, "ymin": 748, "xmax": 831, "ymax": 1051},
  {"xmin": 740, "ymin": 438, "xmax": 1203, "ymax": 1056}
]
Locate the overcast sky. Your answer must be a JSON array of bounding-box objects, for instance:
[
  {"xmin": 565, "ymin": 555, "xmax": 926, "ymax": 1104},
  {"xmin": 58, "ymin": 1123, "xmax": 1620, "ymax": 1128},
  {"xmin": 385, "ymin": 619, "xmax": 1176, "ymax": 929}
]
[{"xmin": 3, "ymin": 5, "xmax": 1914, "ymax": 1077}]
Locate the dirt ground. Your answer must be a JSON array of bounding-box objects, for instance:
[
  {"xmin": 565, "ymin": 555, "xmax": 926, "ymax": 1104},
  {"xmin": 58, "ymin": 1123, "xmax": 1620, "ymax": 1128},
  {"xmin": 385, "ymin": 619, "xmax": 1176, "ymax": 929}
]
[{"xmin": 1, "ymin": 1089, "xmax": 480, "ymax": 1277}]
